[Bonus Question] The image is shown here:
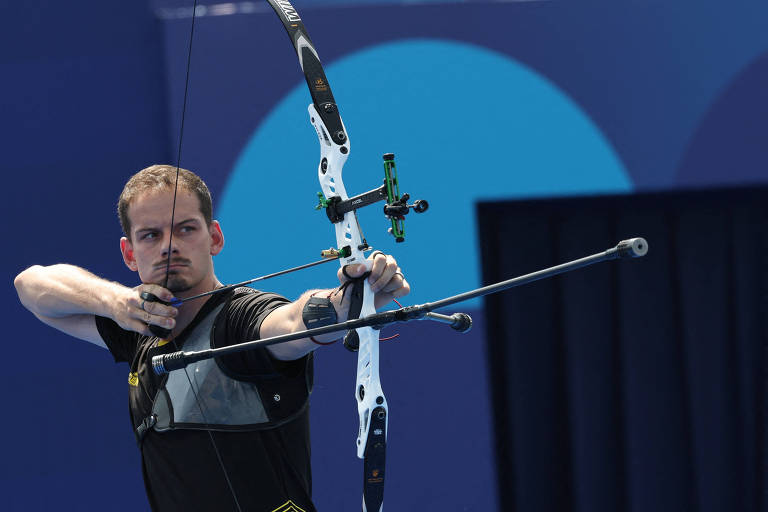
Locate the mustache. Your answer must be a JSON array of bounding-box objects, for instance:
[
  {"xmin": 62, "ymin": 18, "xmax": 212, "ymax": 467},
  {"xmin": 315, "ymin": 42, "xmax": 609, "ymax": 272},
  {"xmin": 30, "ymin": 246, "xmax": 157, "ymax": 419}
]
[{"xmin": 153, "ymin": 258, "xmax": 191, "ymax": 270}]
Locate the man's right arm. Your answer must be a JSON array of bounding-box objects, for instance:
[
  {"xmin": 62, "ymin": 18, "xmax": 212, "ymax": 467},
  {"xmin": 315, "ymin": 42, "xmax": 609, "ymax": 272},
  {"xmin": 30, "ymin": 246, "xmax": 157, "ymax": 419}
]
[{"xmin": 14, "ymin": 264, "xmax": 175, "ymax": 347}]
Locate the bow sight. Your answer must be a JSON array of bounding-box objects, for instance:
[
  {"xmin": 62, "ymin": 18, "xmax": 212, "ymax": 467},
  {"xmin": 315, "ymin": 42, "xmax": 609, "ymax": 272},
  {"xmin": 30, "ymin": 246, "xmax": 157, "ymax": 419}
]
[{"xmin": 316, "ymin": 153, "xmax": 428, "ymax": 243}]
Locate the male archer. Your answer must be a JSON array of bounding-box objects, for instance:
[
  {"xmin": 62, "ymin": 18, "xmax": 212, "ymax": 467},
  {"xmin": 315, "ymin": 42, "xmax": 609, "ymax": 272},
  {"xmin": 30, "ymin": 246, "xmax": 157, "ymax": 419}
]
[{"xmin": 14, "ymin": 164, "xmax": 409, "ymax": 512}]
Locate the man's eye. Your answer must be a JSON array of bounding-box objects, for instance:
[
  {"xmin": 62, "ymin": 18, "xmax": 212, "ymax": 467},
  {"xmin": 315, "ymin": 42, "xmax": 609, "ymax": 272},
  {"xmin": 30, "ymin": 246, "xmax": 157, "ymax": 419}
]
[{"xmin": 141, "ymin": 232, "xmax": 158, "ymax": 240}]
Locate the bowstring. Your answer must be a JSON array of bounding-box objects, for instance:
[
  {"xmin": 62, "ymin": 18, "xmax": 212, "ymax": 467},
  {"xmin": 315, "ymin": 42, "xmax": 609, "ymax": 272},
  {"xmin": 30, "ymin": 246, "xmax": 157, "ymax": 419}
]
[{"xmin": 163, "ymin": 1, "xmax": 243, "ymax": 510}]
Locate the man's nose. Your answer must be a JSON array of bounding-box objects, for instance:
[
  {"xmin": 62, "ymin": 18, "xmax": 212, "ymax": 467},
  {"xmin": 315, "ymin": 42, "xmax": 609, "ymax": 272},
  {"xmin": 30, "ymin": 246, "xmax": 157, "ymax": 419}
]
[{"xmin": 160, "ymin": 235, "xmax": 179, "ymax": 256}]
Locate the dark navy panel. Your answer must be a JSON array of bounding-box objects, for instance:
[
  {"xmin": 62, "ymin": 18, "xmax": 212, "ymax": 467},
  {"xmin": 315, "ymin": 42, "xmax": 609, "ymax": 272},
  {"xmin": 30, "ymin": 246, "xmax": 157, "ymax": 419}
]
[{"xmin": 1, "ymin": 1, "xmax": 169, "ymax": 510}]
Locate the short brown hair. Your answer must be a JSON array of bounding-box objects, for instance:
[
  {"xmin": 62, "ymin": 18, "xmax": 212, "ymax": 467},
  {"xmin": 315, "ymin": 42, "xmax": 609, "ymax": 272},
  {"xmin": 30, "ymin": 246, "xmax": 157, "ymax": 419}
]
[{"xmin": 118, "ymin": 164, "xmax": 212, "ymax": 238}]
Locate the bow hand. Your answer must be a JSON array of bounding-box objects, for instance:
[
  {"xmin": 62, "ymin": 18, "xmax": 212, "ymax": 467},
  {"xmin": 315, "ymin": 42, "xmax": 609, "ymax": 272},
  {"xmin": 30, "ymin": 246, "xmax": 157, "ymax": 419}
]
[{"xmin": 336, "ymin": 253, "xmax": 410, "ymax": 317}]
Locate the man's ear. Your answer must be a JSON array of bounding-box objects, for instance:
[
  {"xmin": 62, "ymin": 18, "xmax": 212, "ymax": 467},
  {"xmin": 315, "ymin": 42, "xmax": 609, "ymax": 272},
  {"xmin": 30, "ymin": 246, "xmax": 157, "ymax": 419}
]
[
  {"xmin": 209, "ymin": 220, "xmax": 225, "ymax": 256},
  {"xmin": 120, "ymin": 237, "xmax": 139, "ymax": 272}
]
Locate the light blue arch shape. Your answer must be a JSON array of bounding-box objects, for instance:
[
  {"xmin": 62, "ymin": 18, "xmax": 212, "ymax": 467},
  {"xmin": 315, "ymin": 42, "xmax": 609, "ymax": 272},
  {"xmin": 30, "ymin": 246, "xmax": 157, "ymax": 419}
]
[{"xmin": 216, "ymin": 39, "xmax": 632, "ymax": 307}]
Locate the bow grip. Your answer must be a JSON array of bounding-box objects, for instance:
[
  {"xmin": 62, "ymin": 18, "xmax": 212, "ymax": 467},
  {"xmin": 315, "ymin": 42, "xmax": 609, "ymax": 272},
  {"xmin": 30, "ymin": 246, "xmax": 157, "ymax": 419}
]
[{"xmin": 341, "ymin": 260, "xmax": 373, "ymax": 352}]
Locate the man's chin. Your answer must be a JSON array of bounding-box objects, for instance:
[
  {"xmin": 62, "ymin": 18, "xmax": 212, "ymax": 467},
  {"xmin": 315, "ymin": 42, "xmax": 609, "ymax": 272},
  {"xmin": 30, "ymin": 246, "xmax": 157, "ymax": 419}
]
[
  {"xmin": 167, "ymin": 278, "xmax": 191, "ymax": 294},
  {"xmin": 144, "ymin": 275, "xmax": 191, "ymax": 294}
]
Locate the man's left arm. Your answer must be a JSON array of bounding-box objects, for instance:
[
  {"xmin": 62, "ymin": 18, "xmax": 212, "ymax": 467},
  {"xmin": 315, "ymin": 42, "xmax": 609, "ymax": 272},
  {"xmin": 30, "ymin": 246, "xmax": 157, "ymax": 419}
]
[{"xmin": 262, "ymin": 253, "xmax": 409, "ymax": 361}]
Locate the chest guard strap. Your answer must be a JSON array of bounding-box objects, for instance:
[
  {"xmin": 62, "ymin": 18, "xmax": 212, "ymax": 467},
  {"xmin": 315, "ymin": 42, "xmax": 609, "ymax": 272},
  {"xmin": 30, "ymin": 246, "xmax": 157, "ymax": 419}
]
[{"xmin": 137, "ymin": 294, "xmax": 311, "ymax": 442}]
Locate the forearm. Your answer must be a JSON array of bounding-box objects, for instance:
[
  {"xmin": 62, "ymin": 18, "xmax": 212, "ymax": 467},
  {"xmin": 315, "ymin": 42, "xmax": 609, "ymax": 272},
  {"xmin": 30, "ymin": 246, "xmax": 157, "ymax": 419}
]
[
  {"xmin": 264, "ymin": 288, "xmax": 343, "ymax": 361},
  {"xmin": 264, "ymin": 254, "xmax": 410, "ymax": 360},
  {"xmin": 14, "ymin": 264, "xmax": 125, "ymax": 320}
]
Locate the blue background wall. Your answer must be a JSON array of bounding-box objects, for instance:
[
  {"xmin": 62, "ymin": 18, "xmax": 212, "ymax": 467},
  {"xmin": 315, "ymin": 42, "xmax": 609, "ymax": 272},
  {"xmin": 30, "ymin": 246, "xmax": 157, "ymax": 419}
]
[{"xmin": 2, "ymin": 0, "xmax": 767, "ymax": 510}]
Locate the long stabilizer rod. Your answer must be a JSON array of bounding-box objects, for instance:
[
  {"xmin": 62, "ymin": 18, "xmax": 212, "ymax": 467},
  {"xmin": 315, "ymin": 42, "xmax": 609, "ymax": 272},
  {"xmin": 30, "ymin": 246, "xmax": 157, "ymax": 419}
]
[{"xmin": 152, "ymin": 237, "xmax": 647, "ymax": 375}]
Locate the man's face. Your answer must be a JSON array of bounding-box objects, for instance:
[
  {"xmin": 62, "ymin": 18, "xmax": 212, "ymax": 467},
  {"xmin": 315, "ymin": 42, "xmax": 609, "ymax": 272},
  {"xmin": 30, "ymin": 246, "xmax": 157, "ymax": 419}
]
[{"xmin": 120, "ymin": 188, "xmax": 223, "ymax": 294}]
